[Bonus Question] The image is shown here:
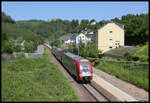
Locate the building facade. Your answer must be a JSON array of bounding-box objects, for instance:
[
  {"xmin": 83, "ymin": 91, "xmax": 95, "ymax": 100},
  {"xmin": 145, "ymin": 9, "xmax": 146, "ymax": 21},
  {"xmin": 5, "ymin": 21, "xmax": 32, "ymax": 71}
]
[
  {"xmin": 59, "ymin": 33, "xmax": 91, "ymax": 45},
  {"xmin": 71, "ymin": 33, "xmax": 90, "ymax": 44},
  {"xmin": 97, "ymin": 22, "xmax": 124, "ymax": 53}
]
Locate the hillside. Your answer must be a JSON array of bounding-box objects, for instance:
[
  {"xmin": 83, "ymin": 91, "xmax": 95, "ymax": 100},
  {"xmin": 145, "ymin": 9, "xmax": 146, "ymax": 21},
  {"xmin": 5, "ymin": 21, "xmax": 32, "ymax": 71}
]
[
  {"xmin": 103, "ymin": 46, "xmax": 141, "ymax": 57},
  {"xmin": 2, "ymin": 12, "xmax": 43, "ymax": 41},
  {"xmin": 17, "ymin": 19, "xmax": 72, "ymax": 41},
  {"xmin": 2, "ymin": 12, "xmax": 45, "ymax": 53},
  {"xmin": 2, "ymin": 12, "xmax": 149, "ymax": 47},
  {"xmin": 133, "ymin": 44, "xmax": 149, "ymax": 58}
]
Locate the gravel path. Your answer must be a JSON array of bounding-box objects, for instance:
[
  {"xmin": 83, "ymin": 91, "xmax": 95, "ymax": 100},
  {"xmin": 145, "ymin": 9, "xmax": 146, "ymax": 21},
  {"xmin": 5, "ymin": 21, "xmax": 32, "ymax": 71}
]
[{"xmin": 93, "ymin": 67, "xmax": 149, "ymax": 101}]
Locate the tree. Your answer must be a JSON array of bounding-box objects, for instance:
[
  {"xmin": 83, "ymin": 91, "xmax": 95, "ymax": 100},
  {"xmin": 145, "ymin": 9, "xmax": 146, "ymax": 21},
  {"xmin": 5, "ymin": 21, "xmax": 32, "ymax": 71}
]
[
  {"xmin": 51, "ymin": 40, "xmax": 61, "ymax": 47},
  {"xmin": 111, "ymin": 17, "xmax": 120, "ymax": 23},
  {"xmin": 85, "ymin": 41, "xmax": 101, "ymax": 58},
  {"xmin": 67, "ymin": 40, "xmax": 101, "ymax": 58},
  {"xmin": 2, "ymin": 12, "xmax": 15, "ymax": 24},
  {"xmin": 24, "ymin": 41, "xmax": 37, "ymax": 53},
  {"xmin": 90, "ymin": 19, "xmax": 96, "ymax": 24},
  {"xmin": 13, "ymin": 45, "xmax": 22, "ymax": 52},
  {"xmin": 67, "ymin": 43, "xmax": 75, "ymax": 53},
  {"xmin": 2, "ymin": 32, "xmax": 14, "ymax": 54}
]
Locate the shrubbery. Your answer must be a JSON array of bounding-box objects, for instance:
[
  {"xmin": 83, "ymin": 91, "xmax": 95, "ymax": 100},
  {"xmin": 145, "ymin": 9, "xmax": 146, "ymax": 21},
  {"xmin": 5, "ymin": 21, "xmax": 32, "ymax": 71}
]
[
  {"xmin": 51, "ymin": 40, "xmax": 61, "ymax": 48},
  {"xmin": 66, "ymin": 41, "xmax": 101, "ymax": 58},
  {"xmin": 2, "ymin": 33, "xmax": 14, "ymax": 54},
  {"xmin": 24, "ymin": 41, "xmax": 37, "ymax": 53}
]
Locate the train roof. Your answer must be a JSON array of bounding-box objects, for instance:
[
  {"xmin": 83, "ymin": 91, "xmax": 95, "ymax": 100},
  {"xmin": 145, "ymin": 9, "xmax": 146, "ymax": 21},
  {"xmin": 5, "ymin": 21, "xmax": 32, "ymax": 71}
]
[
  {"xmin": 57, "ymin": 48, "xmax": 64, "ymax": 51},
  {"xmin": 65, "ymin": 52, "xmax": 83, "ymax": 61},
  {"xmin": 54, "ymin": 46, "xmax": 84, "ymax": 61}
]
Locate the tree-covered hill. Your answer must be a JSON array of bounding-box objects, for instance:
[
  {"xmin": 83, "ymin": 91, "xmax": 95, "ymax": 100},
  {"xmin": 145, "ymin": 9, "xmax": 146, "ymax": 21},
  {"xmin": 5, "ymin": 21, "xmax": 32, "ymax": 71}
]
[
  {"xmin": 2, "ymin": 11, "xmax": 149, "ymax": 47},
  {"xmin": 2, "ymin": 12, "xmax": 16, "ymax": 24},
  {"xmin": 2, "ymin": 12, "xmax": 44, "ymax": 53},
  {"xmin": 16, "ymin": 19, "xmax": 78, "ymax": 41},
  {"xmin": 2, "ymin": 12, "xmax": 43, "ymax": 41}
]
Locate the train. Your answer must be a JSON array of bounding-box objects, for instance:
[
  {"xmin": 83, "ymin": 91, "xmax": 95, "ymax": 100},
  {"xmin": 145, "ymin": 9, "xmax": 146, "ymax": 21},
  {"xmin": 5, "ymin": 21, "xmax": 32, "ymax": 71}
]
[{"xmin": 51, "ymin": 46, "xmax": 93, "ymax": 83}]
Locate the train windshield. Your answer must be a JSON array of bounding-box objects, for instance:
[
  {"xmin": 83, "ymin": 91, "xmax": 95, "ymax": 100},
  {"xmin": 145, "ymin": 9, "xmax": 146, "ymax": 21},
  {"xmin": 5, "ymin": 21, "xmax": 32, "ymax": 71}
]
[{"xmin": 81, "ymin": 61, "xmax": 90, "ymax": 73}]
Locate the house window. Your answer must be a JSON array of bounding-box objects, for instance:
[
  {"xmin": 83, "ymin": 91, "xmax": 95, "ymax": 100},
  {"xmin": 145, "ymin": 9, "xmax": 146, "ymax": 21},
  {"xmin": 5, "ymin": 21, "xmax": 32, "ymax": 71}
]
[
  {"xmin": 109, "ymin": 30, "xmax": 113, "ymax": 33},
  {"xmin": 109, "ymin": 38, "xmax": 112, "ymax": 40},
  {"xmin": 115, "ymin": 41, "xmax": 120, "ymax": 46},
  {"xmin": 109, "ymin": 46, "xmax": 112, "ymax": 48}
]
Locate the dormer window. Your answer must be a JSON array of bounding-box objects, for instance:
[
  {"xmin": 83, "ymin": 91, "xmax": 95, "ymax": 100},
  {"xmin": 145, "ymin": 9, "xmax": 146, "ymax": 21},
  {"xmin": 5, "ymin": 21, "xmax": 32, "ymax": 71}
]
[{"xmin": 109, "ymin": 30, "xmax": 113, "ymax": 33}]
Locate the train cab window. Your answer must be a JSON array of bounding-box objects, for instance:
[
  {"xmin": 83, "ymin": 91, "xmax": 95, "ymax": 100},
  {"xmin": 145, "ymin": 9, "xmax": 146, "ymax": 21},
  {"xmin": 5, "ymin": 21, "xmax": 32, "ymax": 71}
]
[{"xmin": 81, "ymin": 61, "xmax": 90, "ymax": 71}]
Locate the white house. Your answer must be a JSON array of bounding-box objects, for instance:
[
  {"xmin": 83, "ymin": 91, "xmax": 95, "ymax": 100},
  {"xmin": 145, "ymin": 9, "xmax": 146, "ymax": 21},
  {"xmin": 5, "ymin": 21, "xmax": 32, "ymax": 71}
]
[
  {"xmin": 59, "ymin": 33, "xmax": 91, "ymax": 45},
  {"xmin": 71, "ymin": 33, "xmax": 91, "ymax": 44},
  {"xmin": 90, "ymin": 21, "xmax": 96, "ymax": 25}
]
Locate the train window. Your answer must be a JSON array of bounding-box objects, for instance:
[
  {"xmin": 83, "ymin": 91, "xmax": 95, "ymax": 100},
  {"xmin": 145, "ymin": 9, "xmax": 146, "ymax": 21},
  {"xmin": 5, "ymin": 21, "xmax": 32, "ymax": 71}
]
[{"xmin": 81, "ymin": 61, "xmax": 90, "ymax": 70}]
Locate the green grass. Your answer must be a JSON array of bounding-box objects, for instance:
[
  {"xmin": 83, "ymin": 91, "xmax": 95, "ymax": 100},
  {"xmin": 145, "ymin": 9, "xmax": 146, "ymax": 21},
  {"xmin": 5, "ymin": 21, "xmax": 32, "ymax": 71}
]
[
  {"xmin": 133, "ymin": 44, "xmax": 149, "ymax": 58},
  {"xmin": 104, "ymin": 46, "xmax": 141, "ymax": 57},
  {"xmin": 91, "ymin": 58, "xmax": 149, "ymax": 91},
  {"xmin": 2, "ymin": 49, "xmax": 78, "ymax": 101}
]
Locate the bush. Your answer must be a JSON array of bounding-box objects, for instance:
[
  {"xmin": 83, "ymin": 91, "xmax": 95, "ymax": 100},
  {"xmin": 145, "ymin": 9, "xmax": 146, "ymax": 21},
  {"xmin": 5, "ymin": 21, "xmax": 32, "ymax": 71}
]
[
  {"xmin": 2, "ymin": 40, "xmax": 14, "ymax": 54},
  {"xmin": 124, "ymin": 51, "xmax": 132, "ymax": 61},
  {"xmin": 132, "ymin": 56, "xmax": 139, "ymax": 61},
  {"xmin": 69, "ymin": 41, "xmax": 101, "ymax": 58},
  {"xmin": 51, "ymin": 40, "xmax": 61, "ymax": 48},
  {"xmin": 2, "ymin": 32, "xmax": 14, "ymax": 54},
  {"xmin": 13, "ymin": 45, "xmax": 22, "ymax": 52},
  {"xmin": 139, "ymin": 57, "xmax": 147, "ymax": 62},
  {"xmin": 24, "ymin": 41, "xmax": 37, "ymax": 53}
]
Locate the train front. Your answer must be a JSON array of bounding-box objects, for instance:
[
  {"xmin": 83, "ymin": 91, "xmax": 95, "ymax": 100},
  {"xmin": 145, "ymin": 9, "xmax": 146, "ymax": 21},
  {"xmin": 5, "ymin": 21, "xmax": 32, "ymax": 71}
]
[{"xmin": 77, "ymin": 59, "xmax": 93, "ymax": 82}]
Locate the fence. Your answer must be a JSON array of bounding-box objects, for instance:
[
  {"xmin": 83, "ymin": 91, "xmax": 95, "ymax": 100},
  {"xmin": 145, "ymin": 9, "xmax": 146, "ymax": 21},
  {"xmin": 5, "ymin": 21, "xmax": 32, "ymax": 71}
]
[
  {"xmin": 24, "ymin": 53, "xmax": 43, "ymax": 58},
  {"xmin": 2, "ymin": 53, "xmax": 25, "ymax": 61},
  {"xmin": 88, "ymin": 58, "xmax": 149, "ymax": 91},
  {"xmin": 2, "ymin": 45, "xmax": 44, "ymax": 61}
]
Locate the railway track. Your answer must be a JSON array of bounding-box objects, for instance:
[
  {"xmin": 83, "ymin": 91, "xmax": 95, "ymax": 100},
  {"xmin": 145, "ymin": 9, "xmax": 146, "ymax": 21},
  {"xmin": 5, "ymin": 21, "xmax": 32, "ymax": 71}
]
[
  {"xmin": 44, "ymin": 44, "xmax": 119, "ymax": 101},
  {"xmin": 82, "ymin": 83, "xmax": 110, "ymax": 101}
]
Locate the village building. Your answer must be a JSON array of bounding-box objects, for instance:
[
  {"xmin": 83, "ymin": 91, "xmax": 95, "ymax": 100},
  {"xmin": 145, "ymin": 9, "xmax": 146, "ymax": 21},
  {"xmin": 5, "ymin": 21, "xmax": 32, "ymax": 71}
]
[
  {"xmin": 58, "ymin": 33, "xmax": 91, "ymax": 45},
  {"xmin": 96, "ymin": 22, "xmax": 124, "ymax": 53},
  {"xmin": 58, "ymin": 33, "xmax": 74, "ymax": 44}
]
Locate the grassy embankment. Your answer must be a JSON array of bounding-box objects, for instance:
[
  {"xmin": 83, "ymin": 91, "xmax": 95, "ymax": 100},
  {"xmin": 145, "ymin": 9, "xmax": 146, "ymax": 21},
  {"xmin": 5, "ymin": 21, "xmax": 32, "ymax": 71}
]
[
  {"xmin": 103, "ymin": 46, "xmax": 141, "ymax": 57},
  {"xmin": 2, "ymin": 49, "xmax": 78, "ymax": 101},
  {"xmin": 133, "ymin": 44, "xmax": 149, "ymax": 58},
  {"xmin": 89, "ymin": 58, "xmax": 149, "ymax": 91}
]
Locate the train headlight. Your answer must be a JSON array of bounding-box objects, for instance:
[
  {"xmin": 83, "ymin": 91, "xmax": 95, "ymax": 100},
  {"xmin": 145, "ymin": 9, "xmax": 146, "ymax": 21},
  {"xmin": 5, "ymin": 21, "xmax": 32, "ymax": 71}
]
[
  {"xmin": 79, "ymin": 65, "xmax": 83, "ymax": 75},
  {"xmin": 80, "ymin": 65, "xmax": 83, "ymax": 70}
]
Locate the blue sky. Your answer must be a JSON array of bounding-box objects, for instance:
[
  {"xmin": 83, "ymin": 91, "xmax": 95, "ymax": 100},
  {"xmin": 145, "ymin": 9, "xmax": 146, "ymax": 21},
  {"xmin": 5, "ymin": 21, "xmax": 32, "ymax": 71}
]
[{"xmin": 2, "ymin": 1, "xmax": 149, "ymax": 22}]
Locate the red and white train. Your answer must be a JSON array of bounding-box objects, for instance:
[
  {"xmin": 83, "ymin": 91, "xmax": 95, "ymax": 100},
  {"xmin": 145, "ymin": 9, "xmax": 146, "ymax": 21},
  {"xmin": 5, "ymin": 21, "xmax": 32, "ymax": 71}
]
[{"xmin": 51, "ymin": 46, "xmax": 93, "ymax": 83}]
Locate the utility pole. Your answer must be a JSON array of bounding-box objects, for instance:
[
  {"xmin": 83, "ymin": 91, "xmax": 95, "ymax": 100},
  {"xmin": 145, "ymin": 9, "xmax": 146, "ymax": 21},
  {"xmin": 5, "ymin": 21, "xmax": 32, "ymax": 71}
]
[{"xmin": 78, "ymin": 43, "xmax": 79, "ymax": 56}]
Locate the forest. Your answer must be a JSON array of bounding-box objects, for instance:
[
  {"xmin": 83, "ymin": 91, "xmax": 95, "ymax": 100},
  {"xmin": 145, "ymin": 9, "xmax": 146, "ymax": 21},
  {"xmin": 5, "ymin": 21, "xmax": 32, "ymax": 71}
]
[{"xmin": 1, "ymin": 12, "xmax": 149, "ymax": 54}]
